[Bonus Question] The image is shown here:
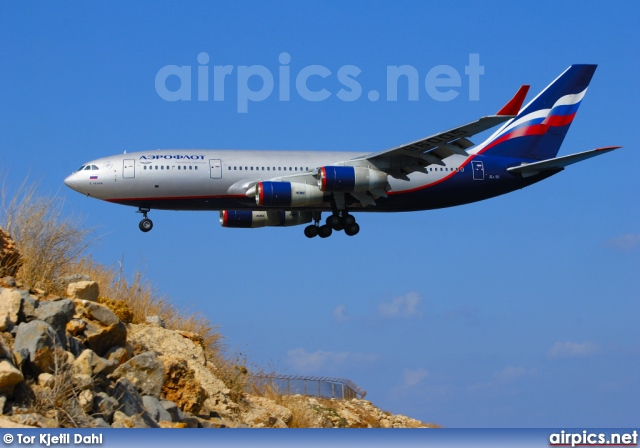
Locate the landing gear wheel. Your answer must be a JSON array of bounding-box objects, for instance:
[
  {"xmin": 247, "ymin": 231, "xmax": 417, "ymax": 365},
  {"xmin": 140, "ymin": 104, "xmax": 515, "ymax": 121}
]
[
  {"xmin": 326, "ymin": 214, "xmax": 342, "ymax": 229},
  {"xmin": 343, "ymin": 214, "xmax": 356, "ymax": 226},
  {"xmin": 344, "ymin": 223, "xmax": 360, "ymax": 236},
  {"xmin": 318, "ymin": 225, "xmax": 333, "ymax": 238},
  {"xmin": 304, "ymin": 225, "xmax": 318, "ymax": 238},
  {"xmin": 139, "ymin": 218, "xmax": 153, "ymax": 232}
]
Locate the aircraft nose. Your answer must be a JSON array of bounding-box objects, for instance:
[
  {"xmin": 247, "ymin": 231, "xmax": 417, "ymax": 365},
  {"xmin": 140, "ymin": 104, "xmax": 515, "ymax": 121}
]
[{"xmin": 64, "ymin": 173, "xmax": 79, "ymax": 191}]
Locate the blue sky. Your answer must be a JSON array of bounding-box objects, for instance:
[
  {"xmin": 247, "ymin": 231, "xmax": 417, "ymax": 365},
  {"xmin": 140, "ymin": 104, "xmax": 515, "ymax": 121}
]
[{"xmin": 1, "ymin": 2, "xmax": 638, "ymax": 427}]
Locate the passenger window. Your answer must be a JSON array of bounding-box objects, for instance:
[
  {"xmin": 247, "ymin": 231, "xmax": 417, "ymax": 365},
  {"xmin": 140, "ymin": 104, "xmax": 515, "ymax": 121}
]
[
  {"xmin": 239, "ymin": 167, "xmax": 242, "ymax": 170},
  {"xmin": 155, "ymin": 166, "xmax": 158, "ymax": 170},
  {"xmin": 234, "ymin": 167, "xmax": 237, "ymax": 170},
  {"xmin": 251, "ymin": 167, "xmax": 253, "ymax": 170},
  {"xmin": 189, "ymin": 166, "xmax": 192, "ymax": 170},
  {"xmin": 267, "ymin": 167, "xmax": 270, "ymax": 171},
  {"xmin": 161, "ymin": 166, "xmax": 164, "ymax": 170},
  {"xmin": 195, "ymin": 166, "xmax": 198, "ymax": 170}
]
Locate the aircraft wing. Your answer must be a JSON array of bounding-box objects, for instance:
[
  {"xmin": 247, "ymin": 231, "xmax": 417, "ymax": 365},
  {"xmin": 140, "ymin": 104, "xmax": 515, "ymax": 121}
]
[
  {"xmin": 246, "ymin": 85, "xmax": 530, "ymax": 205},
  {"xmin": 355, "ymin": 85, "xmax": 530, "ymax": 179}
]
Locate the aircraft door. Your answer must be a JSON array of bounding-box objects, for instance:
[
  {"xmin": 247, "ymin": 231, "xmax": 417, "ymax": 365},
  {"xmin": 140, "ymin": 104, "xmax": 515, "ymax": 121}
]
[
  {"xmin": 209, "ymin": 159, "xmax": 222, "ymax": 179},
  {"xmin": 123, "ymin": 159, "xmax": 135, "ymax": 178},
  {"xmin": 472, "ymin": 161, "xmax": 485, "ymax": 180}
]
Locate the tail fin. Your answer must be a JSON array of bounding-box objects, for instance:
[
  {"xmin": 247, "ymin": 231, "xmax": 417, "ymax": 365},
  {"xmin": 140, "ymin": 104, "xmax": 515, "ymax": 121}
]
[{"xmin": 475, "ymin": 64, "xmax": 597, "ymax": 160}]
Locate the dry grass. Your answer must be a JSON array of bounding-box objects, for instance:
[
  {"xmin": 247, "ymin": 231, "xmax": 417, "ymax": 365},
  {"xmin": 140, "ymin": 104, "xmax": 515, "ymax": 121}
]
[{"xmin": 1, "ymin": 178, "xmax": 91, "ymax": 292}]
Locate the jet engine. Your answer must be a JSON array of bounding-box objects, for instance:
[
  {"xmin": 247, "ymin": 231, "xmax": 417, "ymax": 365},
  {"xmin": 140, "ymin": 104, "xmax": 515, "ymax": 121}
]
[
  {"xmin": 255, "ymin": 181, "xmax": 324, "ymax": 207},
  {"xmin": 220, "ymin": 210, "xmax": 312, "ymax": 228},
  {"xmin": 317, "ymin": 166, "xmax": 388, "ymax": 192}
]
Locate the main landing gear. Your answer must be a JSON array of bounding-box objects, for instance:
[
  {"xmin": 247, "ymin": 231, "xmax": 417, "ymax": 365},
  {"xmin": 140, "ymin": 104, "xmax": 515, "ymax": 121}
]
[
  {"xmin": 304, "ymin": 211, "xmax": 360, "ymax": 239},
  {"xmin": 137, "ymin": 207, "xmax": 153, "ymax": 232}
]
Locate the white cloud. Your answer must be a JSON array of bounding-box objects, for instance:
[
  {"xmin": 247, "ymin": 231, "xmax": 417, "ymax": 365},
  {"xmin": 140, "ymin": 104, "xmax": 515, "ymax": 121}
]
[
  {"xmin": 332, "ymin": 304, "xmax": 349, "ymax": 322},
  {"xmin": 286, "ymin": 348, "xmax": 378, "ymax": 373},
  {"xmin": 548, "ymin": 341, "xmax": 600, "ymax": 358},
  {"xmin": 402, "ymin": 368, "xmax": 429, "ymax": 387},
  {"xmin": 378, "ymin": 292, "xmax": 423, "ymax": 319},
  {"xmin": 605, "ymin": 233, "xmax": 640, "ymax": 251}
]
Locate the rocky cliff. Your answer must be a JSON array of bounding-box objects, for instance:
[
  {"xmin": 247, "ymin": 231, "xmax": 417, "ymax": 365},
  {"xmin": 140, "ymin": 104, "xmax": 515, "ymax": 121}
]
[{"xmin": 0, "ymin": 228, "xmax": 433, "ymax": 428}]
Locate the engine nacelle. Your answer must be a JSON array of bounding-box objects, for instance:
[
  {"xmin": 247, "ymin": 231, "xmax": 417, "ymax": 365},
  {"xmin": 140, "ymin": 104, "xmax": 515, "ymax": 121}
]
[
  {"xmin": 220, "ymin": 210, "xmax": 312, "ymax": 228},
  {"xmin": 256, "ymin": 181, "xmax": 324, "ymax": 207},
  {"xmin": 318, "ymin": 166, "xmax": 388, "ymax": 192}
]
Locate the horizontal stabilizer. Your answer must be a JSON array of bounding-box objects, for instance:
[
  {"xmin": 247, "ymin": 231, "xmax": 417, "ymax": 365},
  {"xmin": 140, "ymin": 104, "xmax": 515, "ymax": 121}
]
[{"xmin": 507, "ymin": 146, "xmax": 621, "ymax": 177}]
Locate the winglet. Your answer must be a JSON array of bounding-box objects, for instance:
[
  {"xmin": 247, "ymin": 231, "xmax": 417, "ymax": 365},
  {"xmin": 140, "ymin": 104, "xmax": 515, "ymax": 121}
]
[{"xmin": 496, "ymin": 85, "xmax": 530, "ymax": 116}]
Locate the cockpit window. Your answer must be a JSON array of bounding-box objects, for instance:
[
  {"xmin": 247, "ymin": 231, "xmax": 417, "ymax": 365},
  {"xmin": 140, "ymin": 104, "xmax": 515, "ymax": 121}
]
[
  {"xmin": 91, "ymin": 165, "xmax": 99, "ymax": 170},
  {"xmin": 84, "ymin": 166, "xmax": 92, "ymax": 170},
  {"xmin": 77, "ymin": 166, "xmax": 86, "ymax": 171}
]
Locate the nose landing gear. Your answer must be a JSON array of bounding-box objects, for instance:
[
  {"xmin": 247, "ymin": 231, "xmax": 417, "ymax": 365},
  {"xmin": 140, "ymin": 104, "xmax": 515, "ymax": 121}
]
[{"xmin": 137, "ymin": 208, "xmax": 153, "ymax": 232}]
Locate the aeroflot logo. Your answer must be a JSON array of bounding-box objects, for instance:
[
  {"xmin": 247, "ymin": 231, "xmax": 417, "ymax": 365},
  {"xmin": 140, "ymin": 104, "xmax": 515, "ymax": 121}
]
[{"xmin": 139, "ymin": 155, "xmax": 205, "ymax": 160}]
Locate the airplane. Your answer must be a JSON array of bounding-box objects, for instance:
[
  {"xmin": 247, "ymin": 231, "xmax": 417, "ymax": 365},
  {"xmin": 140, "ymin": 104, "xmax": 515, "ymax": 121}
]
[{"xmin": 64, "ymin": 64, "xmax": 620, "ymax": 238}]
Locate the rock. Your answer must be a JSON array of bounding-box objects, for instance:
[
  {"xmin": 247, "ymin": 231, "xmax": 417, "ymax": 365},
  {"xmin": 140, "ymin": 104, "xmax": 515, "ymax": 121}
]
[
  {"xmin": 0, "ymin": 333, "xmax": 15, "ymax": 360},
  {"xmin": 78, "ymin": 389, "xmax": 94, "ymax": 413},
  {"xmin": 2, "ymin": 277, "xmax": 16, "ymax": 287},
  {"xmin": 0, "ymin": 395, "xmax": 6, "ymax": 414},
  {"xmin": 34, "ymin": 299, "xmax": 75, "ymax": 345},
  {"xmin": 97, "ymin": 297, "xmax": 133, "ymax": 324},
  {"xmin": 111, "ymin": 410, "xmax": 158, "ymax": 428},
  {"xmin": 66, "ymin": 319, "xmax": 86, "ymax": 336},
  {"xmin": 0, "ymin": 228, "xmax": 22, "ymax": 277},
  {"xmin": 83, "ymin": 320, "xmax": 126, "ymax": 357},
  {"xmin": 66, "ymin": 335, "xmax": 84, "ymax": 358},
  {"xmin": 105, "ymin": 346, "xmax": 129, "ymax": 366},
  {"xmin": 92, "ymin": 392, "xmax": 119, "ymax": 423},
  {"xmin": 19, "ymin": 293, "xmax": 39, "ymax": 323},
  {"xmin": 145, "ymin": 316, "xmax": 165, "ymax": 327},
  {"xmin": 91, "ymin": 417, "xmax": 110, "ymax": 428},
  {"xmin": 73, "ymin": 349, "xmax": 117, "ymax": 377},
  {"xmin": 379, "ymin": 418, "xmax": 392, "ymax": 428},
  {"xmin": 160, "ymin": 400, "xmax": 182, "ymax": 422},
  {"xmin": 248, "ymin": 395, "xmax": 293, "ymax": 424},
  {"xmin": 269, "ymin": 417, "xmax": 287, "ymax": 428},
  {"xmin": 339, "ymin": 408, "xmax": 361, "ymax": 426},
  {"xmin": 0, "ymin": 360, "xmax": 23, "ymax": 394},
  {"xmin": 0, "ymin": 289, "xmax": 23, "ymax": 331},
  {"xmin": 112, "ymin": 378, "xmax": 159, "ymax": 427},
  {"xmin": 128, "ymin": 324, "xmax": 230, "ymax": 412},
  {"xmin": 67, "ymin": 281, "xmax": 99, "ymax": 302},
  {"xmin": 160, "ymin": 357, "xmax": 207, "ymax": 414},
  {"xmin": 177, "ymin": 412, "xmax": 200, "ymax": 428},
  {"xmin": 76, "ymin": 300, "xmax": 120, "ymax": 326},
  {"xmin": 111, "ymin": 351, "xmax": 164, "ymax": 398},
  {"xmin": 142, "ymin": 395, "xmax": 172, "ymax": 422},
  {"xmin": 74, "ymin": 301, "xmax": 127, "ymax": 356},
  {"xmin": 9, "ymin": 413, "xmax": 58, "ymax": 428},
  {"xmin": 38, "ymin": 373, "xmax": 53, "ymax": 387},
  {"xmin": 55, "ymin": 274, "xmax": 91, "ymax": 289},
  {"xmin": 241, "ymin": 403, "xmax": 271, "ymax": 427},
  {"xmin": 72, "ymin": 374, "xmax": 93, "ymax": 391},
  {"xmin": 13, "ymin": 320, "xmax": 59, "ymax": 374}
]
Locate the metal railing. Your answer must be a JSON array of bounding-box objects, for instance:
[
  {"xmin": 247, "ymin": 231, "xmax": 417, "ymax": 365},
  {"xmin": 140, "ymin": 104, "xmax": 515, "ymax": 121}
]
[{"xmin": 252, "ymin": 374, "xmax": 366, "ymax": 400}]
